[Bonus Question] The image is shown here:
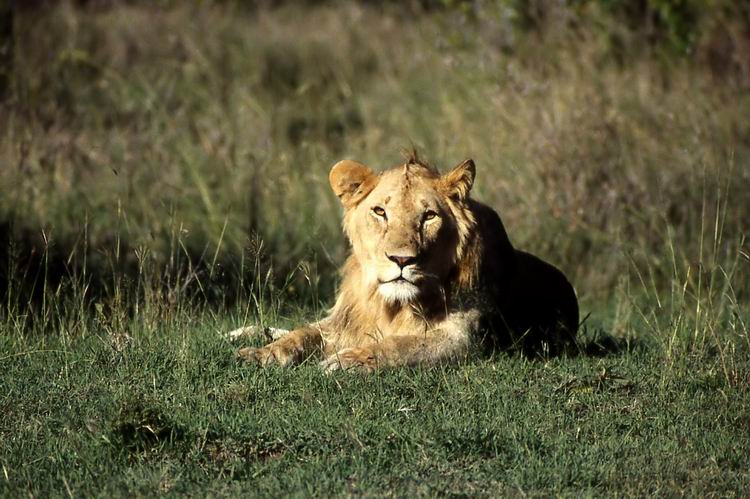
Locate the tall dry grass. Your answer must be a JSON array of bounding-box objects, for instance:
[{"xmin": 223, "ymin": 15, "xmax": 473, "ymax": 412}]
[{"xmin": 0, "ymin": 2, "xmax": 747, "ymax": 356}]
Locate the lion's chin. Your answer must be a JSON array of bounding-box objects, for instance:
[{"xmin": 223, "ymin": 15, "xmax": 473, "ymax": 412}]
[{"xmin": 378, "ymin": 280, "xmax": 420, "ymax": 304}]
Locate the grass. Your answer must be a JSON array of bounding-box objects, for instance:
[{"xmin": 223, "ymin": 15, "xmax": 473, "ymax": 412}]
[
  {"xmin": 2, "ymin": 322, "xmax": 749, "ymax": 496},
  {"xmin": 1, "ymin": 1, "xmax": 750, "ymax": 496}
]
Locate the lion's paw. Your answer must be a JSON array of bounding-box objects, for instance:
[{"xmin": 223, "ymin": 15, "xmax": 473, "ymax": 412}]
[
  {"xmin": 320, "ymin": 347, "xmax": 379, "ymax": 374},
  {"xmin": 227, "ymin": 326, "xmax": 260, "ymax": 342},
  {"xmin": 237, "ymin": 342, "xmax": 299, "ymax": 368},
  {"xmin": 226, "ymin": 326, "xmax": 291, "ymax": 342}
]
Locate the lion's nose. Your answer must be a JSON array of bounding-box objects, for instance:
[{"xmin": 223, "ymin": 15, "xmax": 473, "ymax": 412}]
[{"xmin": 387, "ymin": 253, "xmax": 418, "ymax": 268}]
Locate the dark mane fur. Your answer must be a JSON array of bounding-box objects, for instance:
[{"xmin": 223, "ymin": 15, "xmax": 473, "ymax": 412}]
[{"xmin": 401, "ymin": 148, "xmax": 439, "ymax": 175}]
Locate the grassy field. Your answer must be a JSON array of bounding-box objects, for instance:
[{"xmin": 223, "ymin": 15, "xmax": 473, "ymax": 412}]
[
  {"xmin": 2, "ymin": 321, "xmax": 749, "ymax": 496},
  {"xmin": 1, "ymin": 1, "xmax": 750, "ymax": 496}
]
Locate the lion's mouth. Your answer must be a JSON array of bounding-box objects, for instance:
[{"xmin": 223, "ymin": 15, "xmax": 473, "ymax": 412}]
[
  {"xmin": 379, "ymin": 276, "xmax": 415, "ymax": 285},
  {"xmin": 377, "ymin": 276, "xmax": 420, "ymax": 304}
]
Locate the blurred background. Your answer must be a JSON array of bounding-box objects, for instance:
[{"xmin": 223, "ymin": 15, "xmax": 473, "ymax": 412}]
[{"xmin": 0, "ymin": 0, "xmax": 748, "ymax": 334}]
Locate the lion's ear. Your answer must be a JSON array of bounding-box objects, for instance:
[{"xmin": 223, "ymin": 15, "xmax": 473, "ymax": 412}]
[
  {"xmin": 329, "ymin": 160, "xmax": 377, "ymax": 208},
  {"xmin": 441, "ymin": 159, "xmax": 475, "ymax": 201}
]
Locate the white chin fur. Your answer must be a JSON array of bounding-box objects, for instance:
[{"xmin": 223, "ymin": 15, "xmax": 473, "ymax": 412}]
[{"xmin": 378, "ymin": 281, "xmax": 420, "ymax": 304}]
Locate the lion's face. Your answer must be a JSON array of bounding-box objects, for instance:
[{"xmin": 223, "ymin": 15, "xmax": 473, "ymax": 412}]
[{"xmin": 330, "ymin": 158, "xmax": 475, "ymax": 304}]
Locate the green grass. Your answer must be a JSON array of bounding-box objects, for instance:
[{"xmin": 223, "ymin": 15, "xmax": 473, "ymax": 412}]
[
  {"xmin": 2, "ymin": 1, "xmax": 750, "ymax": 496},
  {"xmin": 2, "ymin": 321, "xmax": 748, "ymax": 497}
]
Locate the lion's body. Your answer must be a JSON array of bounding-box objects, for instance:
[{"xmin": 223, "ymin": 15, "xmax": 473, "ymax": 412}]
[
  {"xmin": 458, "ymin": 199, "xmax": 579, "ymax": 355},
  {"xmin": 238, "ymin": 155, "xmax": 578, "ymax": 371}
]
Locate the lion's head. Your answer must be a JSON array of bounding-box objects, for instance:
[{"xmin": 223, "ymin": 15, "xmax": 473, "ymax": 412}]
[{"xmin": 329, "ymin": 155, "xmax": 478, "ymax": 305}]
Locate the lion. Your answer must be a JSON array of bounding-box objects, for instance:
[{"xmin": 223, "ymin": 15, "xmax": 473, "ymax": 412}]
[{"xmin": 236, "ymin": 154, "xmax": 579, "ymax": 372}]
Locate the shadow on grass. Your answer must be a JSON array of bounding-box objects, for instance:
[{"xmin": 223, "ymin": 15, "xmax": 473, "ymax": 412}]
[
  {"xmin": 0, "ymin": 217, "xmax": 257, "ymax": 317},
  {"xmin": 109, "ymin": 395, "xmax": 289, "ymax": 476},
  {"xmin": 111, "ymin": 398, "xmax": 188, "ymax": 454},
  {"xmin": 0, "ymin": 215, "xmax": 336, "ymax": 324},
  {"xmin": 575, "ymin": 326, "xmax": 648, "ymax": 358}
]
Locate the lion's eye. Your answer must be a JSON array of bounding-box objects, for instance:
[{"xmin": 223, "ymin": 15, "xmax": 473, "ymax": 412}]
[
  {"xmin": 424, "ymin": 210, "xmax": 438, "ymax": 221},
  {"xmin": 372, "ymin": 206, "xmax": 387, "ymax": 218}
]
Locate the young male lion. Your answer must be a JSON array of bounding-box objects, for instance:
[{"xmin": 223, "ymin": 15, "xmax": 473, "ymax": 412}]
[{"xmin": 236, "ymin": 155, "xmax": 579, "ymax": 371}]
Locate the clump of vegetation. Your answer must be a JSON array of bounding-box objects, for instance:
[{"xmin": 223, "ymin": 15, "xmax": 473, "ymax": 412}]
[{"xmin": 112, "ymin": 397, "xmax": 187, "ymax": 454}]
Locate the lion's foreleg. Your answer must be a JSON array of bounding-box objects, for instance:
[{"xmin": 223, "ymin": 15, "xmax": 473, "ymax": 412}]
[
  {"xmin": 321, "ymin": 310, "xmax": 479, "ymax": 372},
  {"xmin": 238, "ymin": 326, "xmax": 324, "ymax": 367}
]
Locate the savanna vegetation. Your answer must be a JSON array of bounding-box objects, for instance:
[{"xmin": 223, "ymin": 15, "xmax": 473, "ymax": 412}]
[{"xmin": 1, "ymin": 0, "xmax": 749, "ymax": 496}]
